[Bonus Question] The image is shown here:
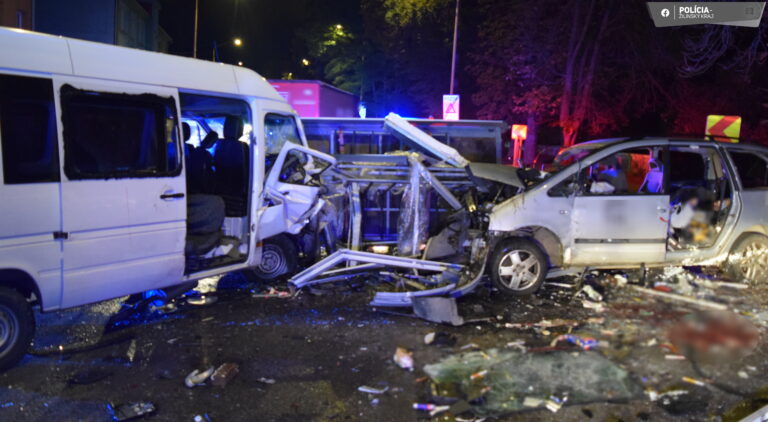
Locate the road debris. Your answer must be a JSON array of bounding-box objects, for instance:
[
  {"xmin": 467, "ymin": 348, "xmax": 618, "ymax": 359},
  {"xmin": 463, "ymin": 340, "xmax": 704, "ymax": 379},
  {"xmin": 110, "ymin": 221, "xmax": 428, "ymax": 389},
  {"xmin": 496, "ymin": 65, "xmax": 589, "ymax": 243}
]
[
  {"xmin": 185, "ymin": 367, "xmax": 215, "ymax": 388},
  {"xmin": 211, "ymin": 363, "xmax": 239, "ymax": 387},
  {"xmin": 393, "ymin": 347, "xmax": 414, "ymax": 371},
  {"xmin": 109, "ymin": 401, "xmax": 156, "ymax": 421},
  {"xmin": 358, "ymin": 385, "xmax": 389, "ymax": 394}
]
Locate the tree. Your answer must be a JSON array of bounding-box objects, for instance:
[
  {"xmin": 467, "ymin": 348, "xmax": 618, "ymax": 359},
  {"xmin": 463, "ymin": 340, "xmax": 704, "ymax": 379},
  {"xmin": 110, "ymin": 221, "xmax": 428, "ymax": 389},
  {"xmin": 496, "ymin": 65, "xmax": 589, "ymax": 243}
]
[{"xmin": 469, "ymin": 0, "xmax": 675, "ymax": 150}]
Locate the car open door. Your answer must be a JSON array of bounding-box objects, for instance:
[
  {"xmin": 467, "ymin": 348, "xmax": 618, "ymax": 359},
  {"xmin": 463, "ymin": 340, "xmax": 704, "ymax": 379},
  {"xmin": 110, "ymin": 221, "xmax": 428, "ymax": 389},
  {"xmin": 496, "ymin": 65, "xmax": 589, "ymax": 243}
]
[{"xmin": 257, "ymin": 142, "xmax": 336, "ymax": 241}]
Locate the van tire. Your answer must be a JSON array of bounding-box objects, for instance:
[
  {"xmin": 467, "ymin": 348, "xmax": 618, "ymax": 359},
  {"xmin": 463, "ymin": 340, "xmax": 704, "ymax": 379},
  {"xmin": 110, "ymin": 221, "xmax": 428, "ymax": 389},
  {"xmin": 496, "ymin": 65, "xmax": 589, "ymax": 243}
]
[
  {"xmin": 0, "ymin": 287, "xmax": 35, "ymax": 371},
  {"xmin": 251, "ymin": 235, "xmax": 299, "ymax": 281},
  {"xmin": 489, "ymin": 238, "xmax": 547, "ymax": 296},
  {"xmin": 725, "ymin": 233, "xmax": 768, "ymax": 283},
  {"xmin": 187, "ymin": 194, "xmax": 225, "ymax": 235}
]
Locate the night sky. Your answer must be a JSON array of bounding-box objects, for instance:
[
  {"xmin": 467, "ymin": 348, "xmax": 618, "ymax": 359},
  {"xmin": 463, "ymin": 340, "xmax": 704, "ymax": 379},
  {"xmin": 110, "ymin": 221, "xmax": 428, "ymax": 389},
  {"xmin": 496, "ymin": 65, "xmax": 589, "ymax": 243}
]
[{"xmin": 159, "ymin": 0, "xmax": 360, "ymax": 79}]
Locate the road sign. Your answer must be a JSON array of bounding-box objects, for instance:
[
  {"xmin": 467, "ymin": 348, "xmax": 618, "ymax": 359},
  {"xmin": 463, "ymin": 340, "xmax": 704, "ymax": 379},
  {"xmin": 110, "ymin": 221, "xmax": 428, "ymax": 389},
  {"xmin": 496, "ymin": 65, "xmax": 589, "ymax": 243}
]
[
  {"xmin": 706, "ymin": 115, "xmax": 741, "ymax": 142},
  {"xmin": 443, "ymin": 95, "xmax": 460, "ymax": 120}
]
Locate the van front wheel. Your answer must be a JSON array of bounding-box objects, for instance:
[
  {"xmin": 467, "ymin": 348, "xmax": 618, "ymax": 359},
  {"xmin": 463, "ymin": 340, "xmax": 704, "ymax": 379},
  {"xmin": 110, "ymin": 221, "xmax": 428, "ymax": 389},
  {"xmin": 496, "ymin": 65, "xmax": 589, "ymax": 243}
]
[
  {"xmin": 0, "ymin": 287, "xmax": 35, "ymax": 371},
  {"xmin": 490, "ymin": 238, "xmax": 547, "ymax": 296},
  {"xmin": 251, "ymin": 235, "xmax": 299, "ymax": 281}
]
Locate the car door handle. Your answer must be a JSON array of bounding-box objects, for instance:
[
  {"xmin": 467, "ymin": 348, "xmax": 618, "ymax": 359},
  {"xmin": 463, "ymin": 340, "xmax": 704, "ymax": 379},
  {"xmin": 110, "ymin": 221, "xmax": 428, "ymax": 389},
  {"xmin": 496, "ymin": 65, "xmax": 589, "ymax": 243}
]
[
  {"xmin": 280, "ymin": 191, "xmax": 291, "ymax": 196},
  {"xmin": 160, "ymin": 192, "xmax": 185, "ymax": 200}
]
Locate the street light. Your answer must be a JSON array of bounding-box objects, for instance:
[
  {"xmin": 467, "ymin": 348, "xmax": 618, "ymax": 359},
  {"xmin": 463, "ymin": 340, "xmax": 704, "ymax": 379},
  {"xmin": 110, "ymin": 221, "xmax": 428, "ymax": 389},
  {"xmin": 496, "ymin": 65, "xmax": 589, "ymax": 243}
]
[
  {"xmin": 301, "ymin": 58, "xmax": 310, "ymax": 66},
  {"xmin": 212, "ymin": 38, "xmax": 243, "ymax": 62}
]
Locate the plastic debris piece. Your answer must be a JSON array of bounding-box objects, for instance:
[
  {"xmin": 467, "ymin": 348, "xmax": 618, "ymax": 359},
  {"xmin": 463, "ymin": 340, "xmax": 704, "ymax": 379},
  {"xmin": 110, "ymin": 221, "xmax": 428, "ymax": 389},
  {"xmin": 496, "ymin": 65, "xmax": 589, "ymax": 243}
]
[
  {"xmin": 682, "ymin": 376, "xmax": 707, "ymax": 387},
  {"xmin": 579, "ymin": 285, "xmax": 603, "ymax": 302},
  {"xmin": 257, "ymin": 377, "xmax": 276, "ymax": 384},
  {"xmin": 186, "ymin": 295, "xmax": 218, "ymax": 306},
  {"xmin": 126, "ymin": 339, "xmax": 137, "ymax": 363},
  {"xmin": 211, "ymin": 363, "xmax": 239, "ymax": 387},
  {"xmin": 523, "ymin": 397, "xmax": 544, "ymax": 407},
  {"xmin": 460, "ymin": 343, "xmax": 480, "ymax": 350},
  {"xmin": 738, "ymin": 371, "xmax": 749, "ymax": 379},
  {"xmin": 413, "ymin": 403, "xmax": 438, "ymax": 411},
  {"xmin": 424, "ymin": 332, "xmax": 436, "ymax": 344},
  {"xmin": 358, "ymin": 385, "xmax": 389, "ymax": 394},
  {"xmin": 111, "ymin": 401, "xmax": 156, "ymax": 421},
  {"xmin": 412, "ymin": 296, "xmax": 464, "ymax": 326},
  {"xmin": 393, "ymin": 347, "xmax": 414, "ymax": 371},
  {"xmin": 185, "ymin": 367, "xmax": 215, "ymax": 388},
  {"xmin": 551, "ymin": 334, "xmax": 599, "ymax": 351},
  {"xmin": 545, "ymin": 395, "xmax": 568, "ymax": 413},
  {"xmin": 665, "ymin": 354, "xmax": 686, "ymax": 360},
  {"xmin": 470, "ymin": 370, "xmax": 488, "ymax": 381},
  {"xmin": 430, "ymin": 405, "xmax": 451, "ymax": 417},
  {"xmin": 193, "ymin": 415, "xmax": 212, "ymax": 422}
]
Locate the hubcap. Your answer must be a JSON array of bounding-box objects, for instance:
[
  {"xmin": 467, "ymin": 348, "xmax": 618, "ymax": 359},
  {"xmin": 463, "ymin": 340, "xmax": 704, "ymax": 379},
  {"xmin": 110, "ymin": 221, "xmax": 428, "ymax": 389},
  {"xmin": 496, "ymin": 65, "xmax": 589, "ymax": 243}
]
[
  {"xmin": 737, "ymin": 242, "xmax": 768, "ymax": 283},
  {"xmin": 0, "ymin": 305, "xmax": 19, "ymax": 357},
  {"xmin": 497, "ymin": 249, "xmax": 541, "ymax": 290},
  {"xmin": 259, "ymin": 244, "xmax": 286, "ymax": 276}
]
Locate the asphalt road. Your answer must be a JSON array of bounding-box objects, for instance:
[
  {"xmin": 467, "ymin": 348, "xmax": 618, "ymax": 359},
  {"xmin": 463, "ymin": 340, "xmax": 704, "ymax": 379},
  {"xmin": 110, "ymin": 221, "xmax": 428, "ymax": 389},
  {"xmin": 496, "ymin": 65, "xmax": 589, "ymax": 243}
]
[{"xmin": 0, "ymin": 271, "xmax": 765, "ymax": 421}]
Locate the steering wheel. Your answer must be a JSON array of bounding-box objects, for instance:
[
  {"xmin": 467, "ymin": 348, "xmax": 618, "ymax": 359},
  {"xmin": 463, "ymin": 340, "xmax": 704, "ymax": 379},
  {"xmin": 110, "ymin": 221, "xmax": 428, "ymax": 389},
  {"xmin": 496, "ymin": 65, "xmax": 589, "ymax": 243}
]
[{"xmin": 279, "ymin": 153, "xmax": 306, "ymax": 184}]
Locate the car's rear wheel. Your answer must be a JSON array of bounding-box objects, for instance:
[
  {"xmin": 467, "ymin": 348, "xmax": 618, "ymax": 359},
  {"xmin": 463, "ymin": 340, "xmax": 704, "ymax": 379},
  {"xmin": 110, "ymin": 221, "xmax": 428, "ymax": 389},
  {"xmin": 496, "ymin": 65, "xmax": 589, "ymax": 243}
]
[
  {"xmin": 725, "ymin": 233, "xmax": 768, "ymax": 283},
  {"xmin": 0, "ymin": 287, "xmax": 35, "ymax": 371},
  {"xmin": 490, "ymin": 238, "xmax": 547, "ymax": 296}
]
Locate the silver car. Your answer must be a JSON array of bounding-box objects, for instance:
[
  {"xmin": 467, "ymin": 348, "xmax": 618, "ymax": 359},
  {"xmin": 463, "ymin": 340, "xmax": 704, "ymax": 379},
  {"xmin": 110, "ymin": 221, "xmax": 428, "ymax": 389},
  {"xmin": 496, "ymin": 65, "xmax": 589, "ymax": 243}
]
[{"xmin": 487, "ymin": 138, "xmax": 768, "ymax": 295}]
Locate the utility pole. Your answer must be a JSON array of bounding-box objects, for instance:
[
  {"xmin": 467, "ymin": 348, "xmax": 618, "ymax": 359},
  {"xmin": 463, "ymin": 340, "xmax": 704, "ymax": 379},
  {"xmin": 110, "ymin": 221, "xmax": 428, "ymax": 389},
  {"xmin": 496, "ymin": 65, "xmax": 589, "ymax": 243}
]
[
  {"xmin": 193, "ymin": 0, "xmax": 199, "ymax": 58},
  {"xmin": 449, "ymin": 0, "xmax": 459, "ymax": 94}
]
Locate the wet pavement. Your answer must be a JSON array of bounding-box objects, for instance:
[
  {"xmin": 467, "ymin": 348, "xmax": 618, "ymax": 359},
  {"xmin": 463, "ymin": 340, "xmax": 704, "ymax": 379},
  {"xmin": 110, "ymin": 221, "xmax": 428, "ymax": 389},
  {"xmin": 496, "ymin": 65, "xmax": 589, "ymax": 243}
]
[{"xmin": 0, "ymin": 270, "xmax": 766, "ymax": 421}]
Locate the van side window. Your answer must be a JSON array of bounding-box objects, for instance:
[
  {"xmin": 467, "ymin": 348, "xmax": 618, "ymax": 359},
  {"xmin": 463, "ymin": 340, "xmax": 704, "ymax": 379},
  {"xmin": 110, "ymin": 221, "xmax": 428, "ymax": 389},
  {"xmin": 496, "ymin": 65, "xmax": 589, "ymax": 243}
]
[
  {"xmin": 729, "ymin": 150, "xmax": 768, "ymax": 189},
  {"xmin": 0, "ymin": 74, "xmax": 59, "ymax": 184},
  {"xmin": 60, "ymin": 85, "xmax": 180, "ymax": 179}
]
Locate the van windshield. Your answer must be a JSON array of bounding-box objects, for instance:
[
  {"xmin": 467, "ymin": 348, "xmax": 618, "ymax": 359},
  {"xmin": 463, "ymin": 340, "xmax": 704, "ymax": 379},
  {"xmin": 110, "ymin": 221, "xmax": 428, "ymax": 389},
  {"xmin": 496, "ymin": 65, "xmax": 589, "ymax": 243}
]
[{"xmin": 265, "ymin": 114, "xmax": 302, "ymax": 156}]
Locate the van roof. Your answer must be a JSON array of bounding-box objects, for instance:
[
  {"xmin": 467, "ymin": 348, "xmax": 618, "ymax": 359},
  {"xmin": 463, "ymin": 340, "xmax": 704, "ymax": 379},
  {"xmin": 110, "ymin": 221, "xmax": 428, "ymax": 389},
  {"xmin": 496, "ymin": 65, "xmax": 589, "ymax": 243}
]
[{"xmin": 0, "ymin": 27, "xmax": 285, "ymax": 102}]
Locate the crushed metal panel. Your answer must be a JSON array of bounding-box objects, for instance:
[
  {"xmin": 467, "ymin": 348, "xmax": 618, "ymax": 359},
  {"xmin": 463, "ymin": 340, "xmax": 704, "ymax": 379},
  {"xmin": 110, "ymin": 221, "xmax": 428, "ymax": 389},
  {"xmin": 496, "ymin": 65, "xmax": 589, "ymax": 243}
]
[
  {"xmin": 384, "ymin": 113, "xmax": 469, "ymax": 168},
  {"xmin": 467, "ymin": 162, "xmax": 525, "ymax": 189},
  {"xmin": 289, "ymin": 249, "xmax": 464, "ymax": 289}
]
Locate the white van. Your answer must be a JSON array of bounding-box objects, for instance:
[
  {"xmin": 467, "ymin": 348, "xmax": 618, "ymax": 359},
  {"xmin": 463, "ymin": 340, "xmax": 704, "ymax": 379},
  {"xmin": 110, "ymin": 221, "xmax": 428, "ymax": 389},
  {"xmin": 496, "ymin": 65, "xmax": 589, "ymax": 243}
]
[{"xmin": 0, "ymin": 28, "xmax": 334, "ymax": 369}]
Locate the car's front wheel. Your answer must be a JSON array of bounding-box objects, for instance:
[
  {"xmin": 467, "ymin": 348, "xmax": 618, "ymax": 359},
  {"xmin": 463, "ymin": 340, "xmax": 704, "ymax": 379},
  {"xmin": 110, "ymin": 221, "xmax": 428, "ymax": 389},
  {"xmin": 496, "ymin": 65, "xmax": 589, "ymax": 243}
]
[
  {"xmin": 489, "ymin": 238, "xmax": 547, "ymax": 296},
  {"xmin": 725, "ymin": 233, "xmax": 768, "ymax": 283}
]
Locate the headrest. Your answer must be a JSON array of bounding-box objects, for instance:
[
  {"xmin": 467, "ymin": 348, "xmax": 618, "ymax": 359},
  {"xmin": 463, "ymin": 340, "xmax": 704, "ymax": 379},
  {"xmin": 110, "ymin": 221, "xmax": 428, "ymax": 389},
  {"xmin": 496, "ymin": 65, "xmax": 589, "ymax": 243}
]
[
  {"xmin": 182, "ymin": 122, "xmax": 191, "ymax": 142},
  {"xmin": 223, "ymin": 116, "xmax": 244, "ymax": 140},
  {"xmin": 200, "ymin": 131, "xmax": 218, "ymax": 149}
]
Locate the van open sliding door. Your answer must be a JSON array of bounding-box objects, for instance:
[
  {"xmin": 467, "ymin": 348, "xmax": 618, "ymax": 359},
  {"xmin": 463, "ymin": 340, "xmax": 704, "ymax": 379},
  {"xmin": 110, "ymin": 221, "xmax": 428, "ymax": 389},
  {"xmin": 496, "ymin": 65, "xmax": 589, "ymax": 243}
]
[{"xmin": 54, "ymin": 77, "xmax": 186, "ymax": 308}]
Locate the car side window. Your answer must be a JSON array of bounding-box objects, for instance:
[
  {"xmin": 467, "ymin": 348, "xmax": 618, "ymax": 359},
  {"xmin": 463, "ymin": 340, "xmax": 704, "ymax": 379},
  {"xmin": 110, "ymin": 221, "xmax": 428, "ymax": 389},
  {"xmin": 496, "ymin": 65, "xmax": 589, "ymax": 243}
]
[
  {"xmin": 577, "ymin": 147, "xmax": 665, "ymax": 196},
  {"xmin": 0, "ymin": 74, "xmax": 59, "ymax": 184},
  {"xmin": 60, "ymin": 84, "xmax": 180, "ymax": 180},
  {"xmin": 728, "ymin": 150, "xmax": 768, "ymax": 189}
]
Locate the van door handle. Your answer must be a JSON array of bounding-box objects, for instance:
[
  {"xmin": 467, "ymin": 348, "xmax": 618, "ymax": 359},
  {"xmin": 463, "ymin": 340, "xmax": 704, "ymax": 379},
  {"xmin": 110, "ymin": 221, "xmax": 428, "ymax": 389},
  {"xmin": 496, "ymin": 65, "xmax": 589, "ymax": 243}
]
[
  {"xmin": 160, "ymin": 192, "xmax": 185, "ymax": 200},
  {"xmin": 280, "ymin": 191, "xmax": 291, "ymax": 196}
]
